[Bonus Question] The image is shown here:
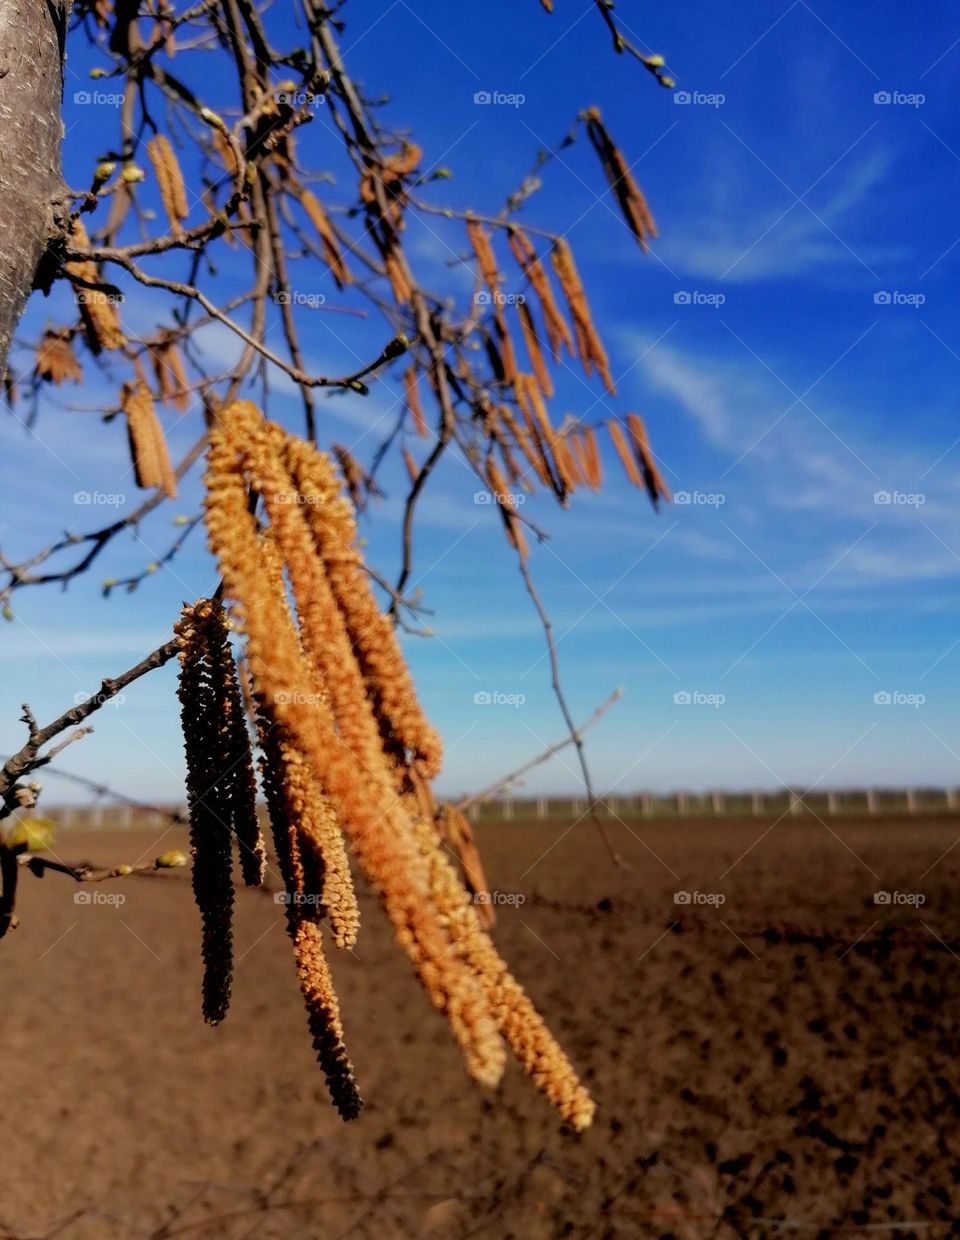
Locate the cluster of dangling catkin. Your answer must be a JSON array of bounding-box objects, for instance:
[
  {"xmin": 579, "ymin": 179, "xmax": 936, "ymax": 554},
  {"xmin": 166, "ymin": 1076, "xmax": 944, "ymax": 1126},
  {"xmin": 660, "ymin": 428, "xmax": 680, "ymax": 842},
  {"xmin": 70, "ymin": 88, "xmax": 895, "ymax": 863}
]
[
  {"xmin": 200, "ymin": 400, "xmax": 595, "ymax": 1130},
  {"xmin": 453, "ymin": 204, "xmax": 672, "ymax": 550}
]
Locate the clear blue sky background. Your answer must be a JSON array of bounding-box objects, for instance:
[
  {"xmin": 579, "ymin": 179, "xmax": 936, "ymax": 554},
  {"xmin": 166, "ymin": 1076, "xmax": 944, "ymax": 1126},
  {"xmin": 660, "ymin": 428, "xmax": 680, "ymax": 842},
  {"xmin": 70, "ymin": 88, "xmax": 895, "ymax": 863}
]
[{"xmin": 1, "ymin": 0, "xmax": 958, "ymax": 803}]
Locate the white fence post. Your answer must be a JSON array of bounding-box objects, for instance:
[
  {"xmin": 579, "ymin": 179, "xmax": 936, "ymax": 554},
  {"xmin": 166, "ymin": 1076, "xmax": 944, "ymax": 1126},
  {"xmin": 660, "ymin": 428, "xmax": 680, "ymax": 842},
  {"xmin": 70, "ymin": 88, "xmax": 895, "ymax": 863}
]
[
  {"xmin": 827, "ymin": 790, "xmax": 839, "ymax": 815},
  {"xmin": 710, "ymin": 791, "xmax": 724, "ymax": 816},
  {"xmin": 905, "ymin": 788, "xmax": 917, "ymax": 814}
]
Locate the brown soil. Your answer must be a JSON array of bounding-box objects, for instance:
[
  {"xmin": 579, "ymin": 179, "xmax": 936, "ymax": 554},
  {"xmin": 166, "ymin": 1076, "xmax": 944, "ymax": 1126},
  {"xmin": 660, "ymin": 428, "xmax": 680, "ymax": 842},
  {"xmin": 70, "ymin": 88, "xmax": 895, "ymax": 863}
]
[{"xmin": 1, "ymin": 814, "xmax": 959, "ymax": 1239}]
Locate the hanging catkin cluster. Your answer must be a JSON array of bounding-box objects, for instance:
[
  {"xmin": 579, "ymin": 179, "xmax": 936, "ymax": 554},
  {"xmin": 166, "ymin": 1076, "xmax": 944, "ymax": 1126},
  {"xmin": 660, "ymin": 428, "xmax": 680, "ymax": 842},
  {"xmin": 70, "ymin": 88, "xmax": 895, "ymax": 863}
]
[
  {"xmin": 448, "ymin": 196, "xmax": 671, "ymax": 558},
  {"xmin": 175, "ymin": 598, "xmax": 265, "ymax": 1024},
  {"xmin": 200, "ymin": 400, "xmax": 596, "ymax": 1130}
]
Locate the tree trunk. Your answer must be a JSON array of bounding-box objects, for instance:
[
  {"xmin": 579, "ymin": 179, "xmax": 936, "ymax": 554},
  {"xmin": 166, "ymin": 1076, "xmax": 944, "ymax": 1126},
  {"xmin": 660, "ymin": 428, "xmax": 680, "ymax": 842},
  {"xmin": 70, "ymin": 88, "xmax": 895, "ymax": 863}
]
[{"xmin": 0, "ymin": 0, "xmax": 69, "ymax": 377}]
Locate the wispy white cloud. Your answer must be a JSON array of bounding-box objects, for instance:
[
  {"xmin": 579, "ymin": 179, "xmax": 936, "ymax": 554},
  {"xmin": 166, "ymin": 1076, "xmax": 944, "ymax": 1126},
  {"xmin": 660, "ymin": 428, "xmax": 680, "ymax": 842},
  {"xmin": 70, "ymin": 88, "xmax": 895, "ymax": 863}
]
[{"xmin": 657, "ymin": 150, "xmax": 907, "ymax": 283}]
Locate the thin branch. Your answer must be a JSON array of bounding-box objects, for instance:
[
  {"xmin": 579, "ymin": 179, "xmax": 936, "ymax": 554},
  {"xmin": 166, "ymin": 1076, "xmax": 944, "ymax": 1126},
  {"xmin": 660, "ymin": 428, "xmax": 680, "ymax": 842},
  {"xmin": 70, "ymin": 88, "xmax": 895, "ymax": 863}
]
[{"xmin": 456, "ymin": 687, "xmax": 622, "ymax": 812}]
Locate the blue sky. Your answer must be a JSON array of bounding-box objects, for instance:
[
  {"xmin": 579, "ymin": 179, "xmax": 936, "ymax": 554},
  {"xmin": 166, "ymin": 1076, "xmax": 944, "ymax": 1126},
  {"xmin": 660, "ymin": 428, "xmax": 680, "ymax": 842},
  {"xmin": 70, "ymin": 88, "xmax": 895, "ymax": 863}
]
[{"xmin": 1, "ymin": 0, "xmax": 959, "ymax": 802}]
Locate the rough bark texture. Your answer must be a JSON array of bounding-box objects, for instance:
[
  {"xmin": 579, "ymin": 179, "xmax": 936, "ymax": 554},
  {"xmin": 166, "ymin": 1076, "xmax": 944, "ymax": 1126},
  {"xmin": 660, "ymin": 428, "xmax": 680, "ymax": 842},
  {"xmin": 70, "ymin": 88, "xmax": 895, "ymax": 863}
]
[{"xmin": 0, "ymin": 0, "xmax": 69, "ymax": 377}]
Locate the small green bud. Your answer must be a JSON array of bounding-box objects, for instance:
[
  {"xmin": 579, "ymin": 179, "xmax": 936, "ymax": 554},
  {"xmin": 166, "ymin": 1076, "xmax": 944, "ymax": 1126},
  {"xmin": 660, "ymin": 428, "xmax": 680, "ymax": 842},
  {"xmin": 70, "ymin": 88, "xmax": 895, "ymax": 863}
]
[
  {"xmin": 94, "ymin": 161, "xmax": 116, "ymax": 183},
  {"xmin": 120, "ymin": 165, "xmax": 145, "ymax": 184}
]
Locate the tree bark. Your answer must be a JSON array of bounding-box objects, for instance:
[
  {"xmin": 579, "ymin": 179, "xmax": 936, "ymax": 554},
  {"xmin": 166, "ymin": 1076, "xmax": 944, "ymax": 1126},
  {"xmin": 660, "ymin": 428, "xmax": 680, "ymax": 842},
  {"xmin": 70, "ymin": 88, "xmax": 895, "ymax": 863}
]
[{"xmin": 0, "ymin": 0, "xmax": 69, "ymax": 377}]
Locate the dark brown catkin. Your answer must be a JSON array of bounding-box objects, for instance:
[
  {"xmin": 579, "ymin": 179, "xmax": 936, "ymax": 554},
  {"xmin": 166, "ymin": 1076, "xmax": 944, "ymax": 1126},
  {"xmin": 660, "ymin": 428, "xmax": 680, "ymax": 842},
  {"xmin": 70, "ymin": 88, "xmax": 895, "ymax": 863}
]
[
  {"xmin": 205, "ymin": 600, "xmax": 266, "ymax": 886},
  {"xmin": 176, "ymin": 603, "xmax": 235, "ymax": 1025},
  {"xmin": 257, "ymin": 713, "xmax": 363, "ymax": 1120}
]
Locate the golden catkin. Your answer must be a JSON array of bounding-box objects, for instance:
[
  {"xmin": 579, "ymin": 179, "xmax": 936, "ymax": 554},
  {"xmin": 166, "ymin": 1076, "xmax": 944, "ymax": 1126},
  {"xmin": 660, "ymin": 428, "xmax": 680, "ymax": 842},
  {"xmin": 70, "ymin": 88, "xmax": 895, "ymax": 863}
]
[
  {"xmin": 507, "ymin": 226, "xmax": 572, "ymax": 360},
  {"xmin": 257, "ymin": 723, "xmax": 362, "ymax": 1119},
  {"xmin": 582, "ymin": 108, "xmax": 657, "ymax": 250},
  {"xmin": 466, "ymin": 216, "xmax": 501, "ymax": 294},
  {"xmin": 66, "ymin": 219, "xmax": 125, "ymax": 353},
  {"xmin": 147, "ymin": 135, "xmax": 189, "ymax": 235},
  {"xmin": 403, "ymin": 365, "xmax": 428, "ymax": 437},
  {"xmin": 408, "ymin": 813, "xmax": 596, "ymax": 1132},
  {"xmin": 550, "ymin": 240, "xmax": 616, "ymax": 395},
  {"xmin": 492, "ymin": 306, "xmax": 518, "ymax": 384},
  {"xmin": 626, "ymin": 412, "xmax": 672, "ymax": 509},
  {"xmin": 298, "ymin": 188, "xmax": 352, "ymax": 288},
  {"xmin": 330, "ymin": 443, "xmax": 367, "ymax": 511},
  {"xmin": 205, "ymin": 406, "xmax": 505, "ymax": 1089},
  {"xmin": 284, "ymin": 748, "xmax": 360, "ymax": 950},
  {"xmin": 35, "ymin": 329, "xmax": 82, "ymax": 384},
  {"xmin": 280, "ymin": 430, "xmax": 443, "ymax": 778},
  {"xmin": 383, "ymin": 243, "xmax": 412, "ymax": 306},
  {"xmin": 516, "ymin": 299, "xmax": 554, "ymax": 398},
  {"xmin": 555, "ymin": 433, "xmax": 582, "ymax": 489},
  {"xmin": 501, "ymin": 403, "xmax": 552, "ymax": 489},
  {"xmin": 122, "ymin": 381, "xmax": 178, "ymax": 499},
  {"xmin": 607, "ymin": 419, "xmax": 644, "ymax": 489},
  {"xmin": 292, "ymin": 919, "xmax": 362, "ymax": 1117},
  {"xmin": 486, "ymin": 457, "xmax": 528, "ymax": 559},
  {"xmin": 583, "ymin": 426, "xmax": 603, "ymax": 490},
  {"xmin": 436, "ymin": 803, "xmax": 494, "ymax": 929},
  {"xmin": 150, "ymin": 334, "xmax": 190, "ymax": 411},
  {"xmin": 516, "ymin": 375, "xmax": 568, "ymax": 502},
  {"xmin": 212, "ymin": 128, "xmax": 239, "ymax": 179},
  {"xmin": 402, "ymin": 446, "xmax": 419, "ymax": 486}
]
